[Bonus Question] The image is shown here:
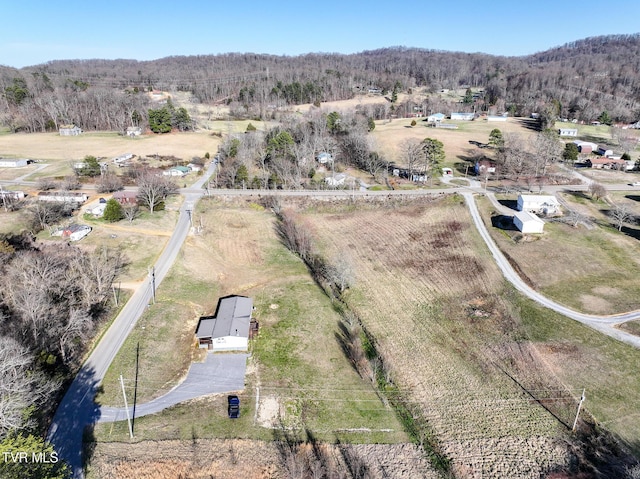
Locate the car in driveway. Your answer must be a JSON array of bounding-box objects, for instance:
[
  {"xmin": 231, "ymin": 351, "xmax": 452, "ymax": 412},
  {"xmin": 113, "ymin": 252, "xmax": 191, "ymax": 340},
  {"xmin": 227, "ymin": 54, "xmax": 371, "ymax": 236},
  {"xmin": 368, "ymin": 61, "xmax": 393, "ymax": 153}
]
[
  {"xmin": 630, "ymin": 182, "xmax": 640, "ymax": 186},
  {"xmin": 228, "ymin": 395, "xmax": 240, "ymax": 419}
]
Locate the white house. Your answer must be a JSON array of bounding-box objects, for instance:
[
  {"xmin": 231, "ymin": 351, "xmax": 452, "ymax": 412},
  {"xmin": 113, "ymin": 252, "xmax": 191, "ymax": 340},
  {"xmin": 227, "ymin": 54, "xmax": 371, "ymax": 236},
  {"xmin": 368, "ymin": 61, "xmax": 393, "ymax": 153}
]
[
  {"xmin": 38, "ymin": 191, "xmax": 89, "ymax": 204},
  {"xmin": 0, "ymin": 158, "xmax": 29, "ymax": 168},
  {"xmin": 88, "ymin": 203, "xmax": 106, "ymax": 217},
  {"xmin": 487, "ymin": 115, "xmax": 508, "ymax": 122},
  {"xmin": 513, "ymin": 211, "xmax": 545, "ymax": 234},
  {"xmin": 163, "ymin": 166, "xmax": 190, "ymax": 177},
  {"xmin": 517, "ymin": 194, "xmax": 560, "ymax": 215},
  {"xmin": 61, "ymin": 224, "xmax": 92, "ymax": 241},
  {"xmin": 187, "ymin": 163, "xmax": 202, "ymax": 172},
  {"xmin": 325, "ymin": 173, "xmax": 346, "ymax": 187},
  {"xmin": 450, "ymin": 112, "xmax": 474, "ymax": 121},
  {"xmin": 126, "ymin": 126, "xmax": 142, "ymax": 137},
  {"xmin": 316, "ymin": 152, "xmax": 334, "ymax": 164},
  {"xmin": 427, "ymin": 113, "xmax": 445, "ymax": 123},
  {"xmin": 597, "ymin": 146, "xmax": 614, "ymax": 157},
  {"xmin": 195, "ymin": 296, "xmax": 253, "ymax": 351},
  {"xmin": 558, "ymin": 128, "xmax": 578, "ymax": 137}
]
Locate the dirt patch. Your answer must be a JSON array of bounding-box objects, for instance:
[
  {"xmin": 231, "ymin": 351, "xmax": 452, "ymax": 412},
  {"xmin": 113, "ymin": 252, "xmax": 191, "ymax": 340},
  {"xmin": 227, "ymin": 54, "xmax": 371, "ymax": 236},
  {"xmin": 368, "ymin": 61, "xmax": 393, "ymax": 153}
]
[{"xmin": 578, "ymin": 294, "xmax": 613, "ymax": 314}]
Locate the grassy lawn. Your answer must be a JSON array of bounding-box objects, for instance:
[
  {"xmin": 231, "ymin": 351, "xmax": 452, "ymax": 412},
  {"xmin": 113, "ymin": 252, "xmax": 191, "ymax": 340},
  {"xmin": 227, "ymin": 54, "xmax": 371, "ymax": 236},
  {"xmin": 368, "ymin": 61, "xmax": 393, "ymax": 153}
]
[
  {"xmin": 618, "ymin": 320, "xmax": 640, "ymax": 337},
  {"xmin": 94, "ymin": 201, "xmax": 405, "ymax": 444},
  {"xmin": 516, "ymin": 293, "xmax": 640, "ymax": 453},
  {"xmin": 478, "ymin": 195, "xmax": 640, "ymax": 314}
]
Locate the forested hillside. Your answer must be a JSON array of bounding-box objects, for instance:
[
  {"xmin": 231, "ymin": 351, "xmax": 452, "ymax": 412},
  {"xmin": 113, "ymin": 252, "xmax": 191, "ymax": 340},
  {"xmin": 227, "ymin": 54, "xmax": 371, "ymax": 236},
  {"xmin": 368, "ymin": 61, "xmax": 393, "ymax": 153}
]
[{"xmin": 0, "ymin": 34, "xmax": 639, "ymax": 132}]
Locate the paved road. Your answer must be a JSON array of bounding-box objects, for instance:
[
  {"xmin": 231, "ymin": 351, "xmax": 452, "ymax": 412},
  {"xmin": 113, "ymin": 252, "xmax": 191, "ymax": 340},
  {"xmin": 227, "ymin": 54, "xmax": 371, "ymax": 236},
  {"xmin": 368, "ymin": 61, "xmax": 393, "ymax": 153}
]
[
  {"xmin": 99, "ymin": 353, "xmax": 248, "ymax": 423},
  {"xmin": 47, "ymin": 161, "xmax": 217, "ymax": 478}
]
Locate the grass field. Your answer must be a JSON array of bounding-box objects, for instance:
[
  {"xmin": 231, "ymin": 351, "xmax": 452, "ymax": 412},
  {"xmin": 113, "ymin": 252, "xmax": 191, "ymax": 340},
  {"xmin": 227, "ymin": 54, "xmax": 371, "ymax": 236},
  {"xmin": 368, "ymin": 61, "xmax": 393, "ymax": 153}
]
[
  {"xmin": 299, "ymin": 196, "xmax": 584, "ymax": 477},
  {"xmin": 94, "ymin": 200, "xmax": 406, "ymax": 446}
]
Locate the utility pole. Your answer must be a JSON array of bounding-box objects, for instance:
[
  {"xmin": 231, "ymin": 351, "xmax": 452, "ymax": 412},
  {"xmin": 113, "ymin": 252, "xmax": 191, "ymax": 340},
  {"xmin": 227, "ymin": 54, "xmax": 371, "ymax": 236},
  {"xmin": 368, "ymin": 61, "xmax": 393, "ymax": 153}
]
[
  {"xmin": 572, "ymin": 389, "xmax": 586, "ymax": 432},
  {"xmin": 149, "ymin": 266, "xmax": 156, "ymax": 304},
  {"xmin": 119, "ymin": 374, "xmax": 134, "ymax": 439}
]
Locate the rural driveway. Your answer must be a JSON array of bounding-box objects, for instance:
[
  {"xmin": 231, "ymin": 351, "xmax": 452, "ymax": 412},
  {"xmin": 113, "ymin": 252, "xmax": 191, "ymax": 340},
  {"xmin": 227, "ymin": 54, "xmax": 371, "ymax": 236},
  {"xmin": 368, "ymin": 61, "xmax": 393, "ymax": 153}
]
[
  {"xmin": 462, "ymin": 191, "xmax": 640, "ymax": 348},
  {"xmin": 99, "ymin": 353, "xmax": 248, "ymax": 423}
]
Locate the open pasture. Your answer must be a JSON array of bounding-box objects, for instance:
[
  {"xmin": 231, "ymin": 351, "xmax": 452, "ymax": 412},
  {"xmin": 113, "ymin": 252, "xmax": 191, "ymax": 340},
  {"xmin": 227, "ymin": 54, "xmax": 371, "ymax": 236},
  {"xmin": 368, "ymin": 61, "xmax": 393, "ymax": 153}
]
[{"xmin": 301, "ymin": 196, "xmax": 579, "ymax": 477}]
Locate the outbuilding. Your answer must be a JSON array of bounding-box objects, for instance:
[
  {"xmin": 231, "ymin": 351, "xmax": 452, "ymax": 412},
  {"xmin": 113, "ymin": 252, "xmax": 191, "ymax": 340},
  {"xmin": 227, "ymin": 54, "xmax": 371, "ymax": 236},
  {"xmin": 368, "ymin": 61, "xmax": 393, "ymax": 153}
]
[
  {"xmin": 427, "ymin": 113, "xmax": 445, "ymax": 123},
  {"xmin": 0, "ymin": 158, "xmax": 30, "ymax": 168},
  {"xmin": 195, "ymin": 296, "xmax": 253, "ymax": 351},
  {"xmin": 450, "ymin": 112, "xmax": 474, "ymax": 121},
  {"xmin": 558, "ymin": 128, "xmax": 578, "ymax": 137},
  {"xmin": 513, "ymin": 211, "xmax": 545, "ymax": 234}
]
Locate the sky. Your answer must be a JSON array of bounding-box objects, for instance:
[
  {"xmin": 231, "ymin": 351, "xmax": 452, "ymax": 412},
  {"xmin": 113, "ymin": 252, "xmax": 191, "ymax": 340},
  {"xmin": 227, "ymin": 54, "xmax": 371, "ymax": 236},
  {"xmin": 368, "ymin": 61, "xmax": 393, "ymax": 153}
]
[{"xmin": 1, "ymin": 0, "xmax": 639, "ymax": 68}]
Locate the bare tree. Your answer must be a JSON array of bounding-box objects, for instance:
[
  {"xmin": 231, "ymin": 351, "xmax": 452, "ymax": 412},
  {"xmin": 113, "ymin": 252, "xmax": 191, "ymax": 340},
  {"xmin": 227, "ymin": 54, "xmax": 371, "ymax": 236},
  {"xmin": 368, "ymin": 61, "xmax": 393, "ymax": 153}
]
[
  {"xmin": 136, "ymin": 170, "xmax": 177, "ymax": 213},
  {"xmin": 400, "ymin": 138, "xmax": 423, "ymax": 178},
  {"xmin": 531, "ymin": 130, "xmax": 563, "ymax": 177},
  {"xmin": 96, "ymin": 173, "xmax": 124, "ymax": 193},
  {"xmin": 588, "ymin": 182, "xmax": 607, "ymax": 200},
  {"xmin": 60, "ymin": 175, "xmax": 81, "ymax": 191},
  {"xmin": 0, "ymin": 336, "xmax": 57, "ymax": 437},
  {"xmin": 610, "ymin": 203, "xmax": 633, "ymax": 231},
  {"xmin": 122, "ymin": 204, "xmax": 139, "ymax": 222},
  {"xmin": 36, "ymin": 177, "xmax": 58, "ymax": 191},
  {"xmin": 325, "ymin": 254, "xmax": 355, "ymax": 294}
]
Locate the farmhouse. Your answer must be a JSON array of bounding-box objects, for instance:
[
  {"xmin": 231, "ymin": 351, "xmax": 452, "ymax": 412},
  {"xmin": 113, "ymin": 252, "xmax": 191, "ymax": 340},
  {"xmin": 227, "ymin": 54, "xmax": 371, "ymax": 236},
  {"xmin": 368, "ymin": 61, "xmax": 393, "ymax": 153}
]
[
  {"xmin": 112, "ymin": 190, "xmax": 138, "ymax": 205},
  {"xmin": 474, "ymin": 160, "xmax": 497, "ymax": 175},
  {"xmin": 316, "ymin": 152, "xmax": 333, "ymax": 164},
  {"xmin": 325, "ymin": 173, "xmax": 347, "ymax": 187},
  {"xmin": 0, "ymin": 190, "xmax": 25, "ymax": 200},
  {"xmin": 0, "ymin": 158, "xmax": 30, "ymax": 168},
  {"xmin": 195, "ymin": 296, "xmax": 254, "ymax": 351},
  {"xmin": 61, "ymin": 224, "xmax": 91, "ymax": 241},
  {"xmin": 426, "ymin": 113, "xmax": 445, "ymax": 123},
  {"xmin": 513, "ymin": 211, "xmax": 545, "ymax": 234},
  {"xmin": 450, "ymin": 112, "xmax": 474, "ymax": 121},
  {"xmin": 38, "ymin": 191, "xmax": 88, "ymax": 204},
  {"xmin": 59, "ymin": 125, "xmax": 82, "ymax": 136},
  {"xmin": 163, "ymin": 166, "xmax": 190, "ymax": 177},
  {"xmin": 586, "ymin": 157, "xmax": 627, "ymax": 169},
  {"xmin": 517, "ymin": 194, "xmax": 560, "ymax": 215},
  {"xmin": 558, "ymin": 128, "xmax": 578, "ymax": 137},
  {"xmin": 126, "ymin": 126, "xmax": 142, "ymax": 137}
]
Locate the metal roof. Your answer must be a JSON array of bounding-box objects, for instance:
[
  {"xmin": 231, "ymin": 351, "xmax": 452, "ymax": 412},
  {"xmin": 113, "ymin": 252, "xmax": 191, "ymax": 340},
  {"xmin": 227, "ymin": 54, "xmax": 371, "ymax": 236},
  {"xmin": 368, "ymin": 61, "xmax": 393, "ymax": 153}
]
[{"xmin": 196, "ymin": 296, "xmax": 253, "ymax": 340}]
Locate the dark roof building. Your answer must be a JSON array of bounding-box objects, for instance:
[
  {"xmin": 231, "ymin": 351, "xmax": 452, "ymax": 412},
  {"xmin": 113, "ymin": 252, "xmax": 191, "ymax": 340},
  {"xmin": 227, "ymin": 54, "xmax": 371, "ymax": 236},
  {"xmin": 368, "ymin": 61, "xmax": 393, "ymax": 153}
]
[{"xmin": 195, "ymin": 296, "xmax": 253, "ymax": 351}]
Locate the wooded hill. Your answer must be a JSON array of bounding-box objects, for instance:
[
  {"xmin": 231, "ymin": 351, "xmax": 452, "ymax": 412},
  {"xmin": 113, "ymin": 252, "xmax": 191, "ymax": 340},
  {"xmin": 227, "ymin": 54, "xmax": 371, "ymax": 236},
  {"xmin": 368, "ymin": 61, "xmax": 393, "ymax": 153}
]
[{"xmin": 1, "ymin": 34, "xmax": 639, "ymax": 132}]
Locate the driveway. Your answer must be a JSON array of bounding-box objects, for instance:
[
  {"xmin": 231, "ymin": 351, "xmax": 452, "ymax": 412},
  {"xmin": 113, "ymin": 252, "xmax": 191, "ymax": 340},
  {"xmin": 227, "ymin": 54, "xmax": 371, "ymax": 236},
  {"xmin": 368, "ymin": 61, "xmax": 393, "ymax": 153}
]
[{"xmin": 99, "ymin": 353, "xmax": 248, "ymax": 422}]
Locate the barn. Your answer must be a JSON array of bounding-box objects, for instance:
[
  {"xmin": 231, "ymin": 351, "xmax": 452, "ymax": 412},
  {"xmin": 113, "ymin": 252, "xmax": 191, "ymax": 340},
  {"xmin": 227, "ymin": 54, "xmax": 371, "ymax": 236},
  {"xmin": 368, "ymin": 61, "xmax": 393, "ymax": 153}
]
[
  {"xmin": 195, "ymin": 296, "xmax": 253, "ymax": 351},
  {"xmin": 513, "ymin": 211, "xmax": 545, "ymax": 234}
]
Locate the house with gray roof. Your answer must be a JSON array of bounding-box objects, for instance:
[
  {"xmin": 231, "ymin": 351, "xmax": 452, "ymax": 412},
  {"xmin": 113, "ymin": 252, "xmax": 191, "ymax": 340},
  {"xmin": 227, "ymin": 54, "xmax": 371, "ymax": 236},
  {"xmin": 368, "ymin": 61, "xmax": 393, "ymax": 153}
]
[{"xmin": 195, "ymin": 296, "xmax": 253, "ymax": 351}]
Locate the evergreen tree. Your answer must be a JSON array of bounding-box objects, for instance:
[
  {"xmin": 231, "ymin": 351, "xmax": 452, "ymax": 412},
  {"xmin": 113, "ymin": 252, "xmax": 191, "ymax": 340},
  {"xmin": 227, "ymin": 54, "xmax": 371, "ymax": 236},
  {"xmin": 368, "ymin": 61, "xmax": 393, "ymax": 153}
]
[
  {"xmin": 488, "ymin": 128, "xmax": 504, "ymax": 148},
  {"xmin": 562, "ymin": 143, "xmax": 579, "ymax": 163},
  {"xmin": 463, "ymin": 88, "xmax": 474, "ymax": 104},
  {"xmin": 103, "ymin": 198, "xmax": 124, "ymax": 222},
  {"xmin": 0, "ymin": 433, "xmax": 68, "ymax": 479},
  {"xmin": 148, "ymin": 107, "xmax": 172, "ymax": 133}
]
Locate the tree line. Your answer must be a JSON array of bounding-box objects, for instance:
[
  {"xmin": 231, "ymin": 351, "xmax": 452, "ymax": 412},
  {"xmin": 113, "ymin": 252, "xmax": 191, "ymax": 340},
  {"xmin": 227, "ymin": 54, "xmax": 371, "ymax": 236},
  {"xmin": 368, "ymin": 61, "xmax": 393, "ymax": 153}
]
[{"xmin": 2, "ymin": 34, "xmax": 639, "ymax": 133}]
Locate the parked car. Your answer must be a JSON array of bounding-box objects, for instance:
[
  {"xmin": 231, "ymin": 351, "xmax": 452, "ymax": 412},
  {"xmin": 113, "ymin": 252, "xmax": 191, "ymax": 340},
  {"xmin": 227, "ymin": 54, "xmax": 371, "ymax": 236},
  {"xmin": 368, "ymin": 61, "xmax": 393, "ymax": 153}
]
[
  {"xmin": 228, "ymin": 395, "xmax": 240, "ymax": 419},
  {"xmin": 630, "ymin": 182, "xmax": 640, "ymax": 186}
]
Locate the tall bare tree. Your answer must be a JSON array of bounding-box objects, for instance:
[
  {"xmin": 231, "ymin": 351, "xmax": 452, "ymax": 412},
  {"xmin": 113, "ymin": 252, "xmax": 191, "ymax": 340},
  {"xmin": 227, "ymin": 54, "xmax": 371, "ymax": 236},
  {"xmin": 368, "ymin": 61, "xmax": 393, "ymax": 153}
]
[{"xmin": 136, "ymin": 170, "xmax": 177, "ymax": 213}]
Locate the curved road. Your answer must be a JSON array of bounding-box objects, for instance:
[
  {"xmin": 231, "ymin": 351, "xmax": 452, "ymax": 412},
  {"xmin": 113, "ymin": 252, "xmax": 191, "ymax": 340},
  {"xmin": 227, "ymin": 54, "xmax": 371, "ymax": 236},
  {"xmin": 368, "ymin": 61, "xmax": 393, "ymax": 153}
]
[{"xmin": 46, "ymin": 174, "xmax": 640, "ymax": 477}]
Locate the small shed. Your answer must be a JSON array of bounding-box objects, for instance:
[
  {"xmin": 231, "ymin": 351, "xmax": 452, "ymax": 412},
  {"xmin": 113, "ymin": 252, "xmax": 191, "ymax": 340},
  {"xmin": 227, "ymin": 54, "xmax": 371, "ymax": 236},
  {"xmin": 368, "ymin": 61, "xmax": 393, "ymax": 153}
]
[
  {"xmin": 517, "ymin": 194, "xmax": 560, "ymax": 215},
  {"xmin": 316, "ymin": 152, "xmax": 334, "ymax": 164},
  {"xmin": 59, "ymin": 125, "xmax": 82, "ymax": 136},
  {"xmin": 513, "ymin": 211, "xmax": 545, "ymax": 234},
  {"xmin": 195, "ymin": 296, "xmax": 253, "ymax": 351},
  {"xmin": 325, "ymin": 173, "xmax": 346, "ymax": 187},
  {"xmin": 126, "ymin": 126, "xmax": 142, "ymax": 137}
]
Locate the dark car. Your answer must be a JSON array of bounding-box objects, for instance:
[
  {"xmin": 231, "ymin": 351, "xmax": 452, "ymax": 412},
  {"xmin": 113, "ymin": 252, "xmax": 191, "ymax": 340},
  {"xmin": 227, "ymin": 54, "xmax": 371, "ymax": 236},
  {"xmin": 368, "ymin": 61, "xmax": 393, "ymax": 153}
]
[{"xmin": 228, "ymin": 395, "xmax": 240, "ymax": 419}]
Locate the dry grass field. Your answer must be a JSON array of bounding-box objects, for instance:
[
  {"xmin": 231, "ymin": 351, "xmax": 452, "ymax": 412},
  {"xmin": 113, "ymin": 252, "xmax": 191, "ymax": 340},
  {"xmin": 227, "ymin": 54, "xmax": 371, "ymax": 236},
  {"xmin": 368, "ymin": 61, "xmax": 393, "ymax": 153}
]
[
  {"xmin": 0, "ymin": 130, "xmax": 220, "ymax": 162},
  {"xmin": 300, "ymin": 196, "xmax": 584, "ymax": 477},
  {"xmin": 371, "ymin": 117, "xmax": 537, "ymax": 167},
  {"xmin": 87, "ymin": 438, "xmax": 436, "ymax": 479}
]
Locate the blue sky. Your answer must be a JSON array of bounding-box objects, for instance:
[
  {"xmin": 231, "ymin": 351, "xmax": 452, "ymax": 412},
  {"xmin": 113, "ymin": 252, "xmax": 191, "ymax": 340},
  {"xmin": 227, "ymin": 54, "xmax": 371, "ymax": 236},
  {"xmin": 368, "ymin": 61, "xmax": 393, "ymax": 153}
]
[{"xmin": 1, "ymin": 0, "xmax": 639, "ymax": 68}]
